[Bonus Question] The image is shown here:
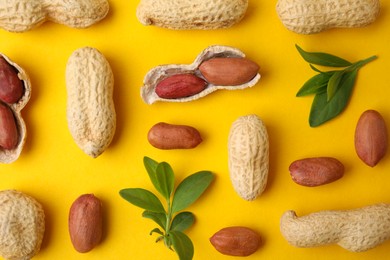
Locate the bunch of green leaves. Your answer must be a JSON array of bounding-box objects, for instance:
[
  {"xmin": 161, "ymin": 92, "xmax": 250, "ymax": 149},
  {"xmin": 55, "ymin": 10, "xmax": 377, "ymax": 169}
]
[
  {"xmin": 295, "ymin": 44, "xmax": 377, "ymax": 127},
  {"xmin": 119, "ymin": 156, "xmax": 214, "ymax": 260}
]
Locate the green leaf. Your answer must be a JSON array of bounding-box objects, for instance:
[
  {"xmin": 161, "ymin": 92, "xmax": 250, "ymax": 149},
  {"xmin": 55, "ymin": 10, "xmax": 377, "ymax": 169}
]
[
  {"xmin": 296, "ymin": 73, "xmax": 330, "ymax": 97},
  {"xmin": 149, "ymin": 227, "xmax": 164, "ymax": 236},
  {"xmin": 171, "ymin": 171, "xmax": 213, "ymax": 214},
  {"xmin": 296, "ymin": 44, "xmax": 352, "ymax": 67},
  {"xmin": 169, "ymin": 230, "xmax": 194, "ymax": 260},
  {"xmin": 119, "ymin": 188, "xmax": 165, "ymax": 213},
  {"xmin": 143, "ymin": 210, "xmax": 167, "ymax": 230},
  {"xmin": 309, "ymin": 69, "xmax": 358, "ymax": 127},
  {"xmin": 144, "ymin": 156, "xmax": 160, "ymax": 191},
  {"xmin": 326, "ymin": 70, "xmax": 345, "ymax": 101},
  {"xmin": 171, "ymin": 212, "xmax": 195, "ymax": 232},
  {"xmin": 156, "ymin": 162, "xmax": 175, "ymax": 200}
]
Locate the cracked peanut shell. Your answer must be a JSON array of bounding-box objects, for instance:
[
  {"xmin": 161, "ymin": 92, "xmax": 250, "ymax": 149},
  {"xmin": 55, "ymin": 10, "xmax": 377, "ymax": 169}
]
[
  {"xmin": 141, "ymin": 45, "xmax": 260, "ymax": 104},
  {"xmin": 0, "ymin": 53, "xmax": 31, "ymax": 164}
]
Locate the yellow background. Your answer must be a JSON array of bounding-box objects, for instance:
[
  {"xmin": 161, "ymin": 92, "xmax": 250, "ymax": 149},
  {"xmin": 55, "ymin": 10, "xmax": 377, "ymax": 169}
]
[{"xmin": 0, "ymin": 1, "xmax": 389, "ymax": 259}]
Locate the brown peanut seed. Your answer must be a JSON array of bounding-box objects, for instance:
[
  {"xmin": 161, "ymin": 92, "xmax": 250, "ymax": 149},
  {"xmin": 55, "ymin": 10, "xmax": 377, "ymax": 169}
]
[
  {"xmin": 355, "ymin": 110, "xmax": 388, "ymax": 167},
  {"xmin": 69, "ymin": 194, "xmax": 103, "ymax": 253},
  {"xmin": 210, "ymin": 226, "xmax": 261, "ymax": 256},
  {"xmin": 155, "ymin": 74, "xmax": 207, "ymax": 99},
  {"xmin": 289, "ymin": 157, "xmax": 344, "ymax": 187},
  {"xmin": 147, "ymin": 122, "xmax": 202, "ymax": 149},
  {"xmin": 199, "ymin": 57, "xmax": 259, "ymax": 86},
  {"xmin": 0, "ymin": 102, "xmax": 18, "ymax": 150},
  {"xmin": 0, "ymin": 57, "xmax": 24, "ymax": 104}
]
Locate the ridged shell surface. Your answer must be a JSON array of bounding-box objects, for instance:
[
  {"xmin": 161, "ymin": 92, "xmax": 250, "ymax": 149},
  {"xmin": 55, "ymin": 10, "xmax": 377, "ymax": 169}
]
[
  {"xmin": 228, "ymin": 115, "xmax": 269, "ymax": 201},
  {"xmin": 66, "ymin": 47, "xmax": 116, "ymax": 158},
  {"xmin": 280, "ymin": 204, "xmax": 390, "ymax": 252},
  {"xmin": 276, "ymin": 0, "xmax": 381, "ymax": 34},
  {"xmin": 0, "ymin": 190, "xmax": 45, "ymax": 260},
  {"xmin": 136, "ymin": 0, "xmax": 248, "ymax": 30},
  {"xmin": 0, "ymin": 0, "xmax": 45, "ymax": 32},
  {"xmin": 0, "ymin": 53, "xmax": 31, "ymax": 164},
  {"xmin": 45, "ymin": 0, "xmax": 110, "ymax": 28}
]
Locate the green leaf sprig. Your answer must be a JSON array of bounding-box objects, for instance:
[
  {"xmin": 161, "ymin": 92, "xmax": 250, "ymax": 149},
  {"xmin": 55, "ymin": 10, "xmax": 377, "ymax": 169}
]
[
  {"xmin": 295, "ymin": 44, "xmax": 377, "ymax": 127},
  {"xmin": 119, "ymin": 156, "xmax": 214, "ymax": 260}
]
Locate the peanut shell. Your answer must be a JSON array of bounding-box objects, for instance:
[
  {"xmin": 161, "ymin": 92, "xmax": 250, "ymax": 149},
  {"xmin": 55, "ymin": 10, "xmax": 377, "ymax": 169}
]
[
  {"xmin": 141, "ymin": 45, "xmax": 261, "ymax": 104},
  {"xmin": 280, "ymin": 203, "xmax": 390, "ymax": 252},
  {"xmin": 0, "ymin": 0, "xmax": 109, "ymax": 32},
  {"xmin": 228, "ymin": 115, "xmax": 269, "ymax": 201},
  {"xmin": 136, "ymin": 0, "xmax": 248, "ymax": 30},
  {"xmin": 0, "ymin": 190, "xmax": 45, "ymax": 260},
  {"xmin": 0, "ymin": 53, "xmax": 31, "ymax": 164},
  {"xmin": 66, "ymin": 47, "xmax": 116, "ymax": 158},
  {"xmin": 276, "ymin": 0, "xmax": 381, "ymax": 34}
]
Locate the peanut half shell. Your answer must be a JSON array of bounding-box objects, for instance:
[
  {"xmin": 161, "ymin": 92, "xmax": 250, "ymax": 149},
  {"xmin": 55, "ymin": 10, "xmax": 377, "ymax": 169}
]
[
  {"xmin": 0, "ymin": 53, "xmax": 31, "ymax": 163},
  {"xmin": 141, "ymin": 45, "xmax": 261, "ymax": 104}
]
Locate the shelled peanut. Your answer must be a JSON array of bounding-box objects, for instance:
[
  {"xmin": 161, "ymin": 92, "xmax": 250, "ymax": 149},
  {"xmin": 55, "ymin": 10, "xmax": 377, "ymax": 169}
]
[
  {"xmin": 69, "ymin": 194, "xmax": 103, "ymax": 253},
  {"xmin": 66, "ymin": 47, "xmax": 116, "ymax": 158},
  {"xmin": 147, "ymin": 122, "xmax": 202, "ymax": 149},
  {"xmin": 210, "ymin": 226, "xmax": 262, "ymax": 256},
  {"xmin": 0, "ymin": 54, "xmax": 31, "ymax": 163},
  {"xmin": 276, "ymin": 0, "xmax": 381, "ymax": 34},
  {"xmin": 289, "ymin": 157, "xmax": 344, "ymax": 187},
  {"xmin": 136, "ymin": 0, "xmax": 248, "ymax": 30},
  {"xmin": 355, "ymin": 110, "xmax": 388, "ymax": 167},
  {"xmin": 141, "ymin": 45, "xmax": 260, "ymax": 104},
  {"xmin": 0, "ymin": 0, "xmax": 109, "ymax": 32}
]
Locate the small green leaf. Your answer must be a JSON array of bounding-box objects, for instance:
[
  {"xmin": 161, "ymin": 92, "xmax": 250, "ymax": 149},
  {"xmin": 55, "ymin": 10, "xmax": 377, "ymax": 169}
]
[
  {"xmin": 156, "ymin": 162, "xmax": 175, "ymax": 200},
  {"xmin": 296, "ymin": 44, "xmax": 352, "ymax": 67},
  {"xmin": 169, "ymin": 230, "xmax": 194, "ymax": 260},
  {"xmin": 144, "ymin": 156, "xmax": 160, "ymax": 191},
  {"xmin": 143, "ymin": 210, "xmax": 167, "ymax": 230},
  {"xmin": 309, "ymin": 69, "xmax": 358, "ymax": 127},
  {"xmin": 296, "ymin": 73, "xmax": 330, "ymax": 97},
  {"xmin": 120, "ymin": 188, "xmax": 165, "ymax": 213},
  {"xmin": 171, "ymin": 212, "xmax": 195, "ymax": 232},
  {"xmin": 150, "ymin": 228, "xmax": 164, "ymax": 236},
  {"xmin": 171, "ymin": 171, "xmax": 213, "ymax": 214},
  {"xmin": 326, "ymin": 70, "xmax": 345, "ymax": 101}
]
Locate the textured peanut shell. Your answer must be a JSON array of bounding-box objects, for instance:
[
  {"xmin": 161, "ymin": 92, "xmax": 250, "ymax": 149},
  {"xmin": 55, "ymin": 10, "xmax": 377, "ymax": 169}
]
[
  {"xmin": 0, "ymin": 190, "xmax": 45, "ymax": 260},
  {"xmin": 141, "ymin": 45, "xmax": 261, "ymax": 104},
  {"xmin": 0, "ymin": 0, "xmax": 109, "ymax": 32},
  {"xmin": 228, "ymin": 115, "xmax": 269, "ymax": 201},
  {"xmin": 280, "ymin": 204, "xmax": 390, "ymax": 252},
  {"xmin": 0, "ymin": 53, "xmax": 31, "ymax": 164},
  {"xmin": 136, "ymin": 0, "xmax": 248, "ymax": 30},
  {"xmin": 276, "ymin": 0, "xmax": 381, "ymax": 34},
  {"xmin": 66, "ymin": 47, "xmax": 116, "ymax": 158}
]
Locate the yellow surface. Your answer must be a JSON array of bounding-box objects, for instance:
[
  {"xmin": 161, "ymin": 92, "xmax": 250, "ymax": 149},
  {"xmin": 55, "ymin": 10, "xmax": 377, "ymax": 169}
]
[{"xmin": 0, "ymin": 1, "xmax": 389, "ymax": 259}]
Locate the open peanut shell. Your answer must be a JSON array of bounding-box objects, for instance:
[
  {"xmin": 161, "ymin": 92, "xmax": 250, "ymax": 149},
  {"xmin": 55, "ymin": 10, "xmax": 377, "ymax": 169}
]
[
  {"xmin": 141, "ymin": 45, "xmax": 261, "ymax": 104},
  {"xmin": 0, "ymin": 54, "xmax": 31, "ymax": 163}
]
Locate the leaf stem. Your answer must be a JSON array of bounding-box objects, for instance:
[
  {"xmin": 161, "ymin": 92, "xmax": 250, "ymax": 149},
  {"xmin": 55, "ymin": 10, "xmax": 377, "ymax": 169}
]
[{"xmin": 166, "ymin": 199, "xmax": 172, "ymax": 233}]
